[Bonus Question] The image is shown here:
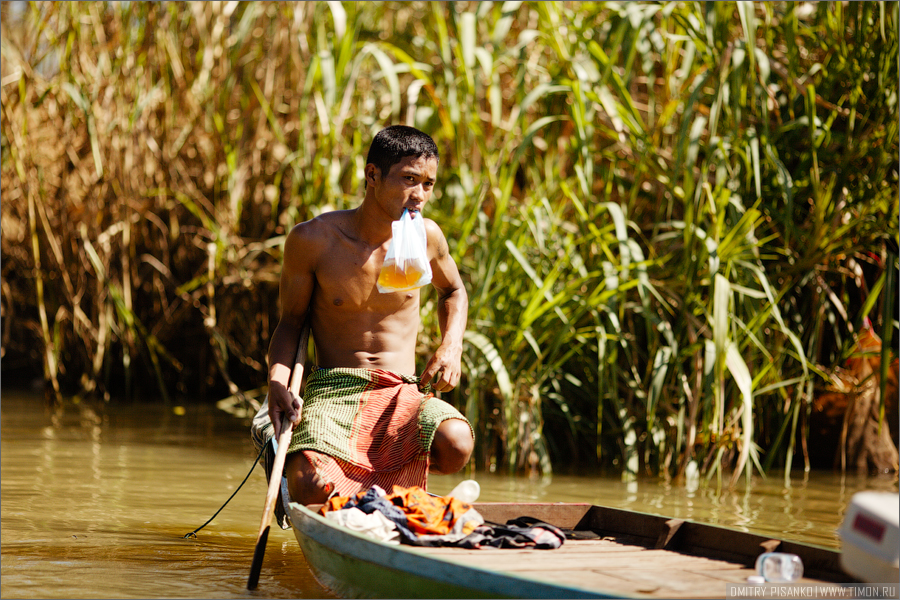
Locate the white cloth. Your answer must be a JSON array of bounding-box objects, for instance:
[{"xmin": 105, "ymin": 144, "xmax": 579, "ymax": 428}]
[{"xmin": 324, "ymin": 507, "xmax": 400, "ymax": 545}]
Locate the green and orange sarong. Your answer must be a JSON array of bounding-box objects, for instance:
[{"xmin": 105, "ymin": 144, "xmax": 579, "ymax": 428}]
[{"xmin": 253, "ymin": 367, "xmax": 471, "ymax": 500}]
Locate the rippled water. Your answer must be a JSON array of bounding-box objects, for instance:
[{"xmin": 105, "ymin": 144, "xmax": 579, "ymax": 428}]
[{"xmin": 2, "ymin": 388, "xmax": 897, "ymax": 599}]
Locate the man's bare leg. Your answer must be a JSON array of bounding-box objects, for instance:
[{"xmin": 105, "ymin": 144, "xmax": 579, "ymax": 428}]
[
  {"xmin": 429, "ymin": 418, "xmax": 474, "ymax": 474},
  {"xmin": 284, "ymin": 451, "xmax": 333, "ymax": 505},
  {"xmin": 284, "ymin": 419, "xmax": 472, "ymax": 502}
]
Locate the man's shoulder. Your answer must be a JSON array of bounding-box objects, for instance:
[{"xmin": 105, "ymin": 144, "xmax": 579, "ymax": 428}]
[
  {"xmin": 422, "ymin": 217, "xmax": 452, "ymax": 260},
  {"xmin": 422, "ymin": 217, "xmax": 448, "ymax": 242},
  {"xmin": 421, "ymin": 215, "xmax": 441, "ymax": 231},
  {"xmin": 289, "ymin": 210, "xmax": 354, "ymax": 241}
]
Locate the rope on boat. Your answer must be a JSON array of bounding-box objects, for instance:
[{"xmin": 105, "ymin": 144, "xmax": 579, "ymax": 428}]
[{"xmin": 183, "ymin": 441, "xmax": 267, "ymax": 539}]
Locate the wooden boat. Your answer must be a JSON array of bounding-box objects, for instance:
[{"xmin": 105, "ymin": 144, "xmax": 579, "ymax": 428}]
[{"xmin": 286, "ymin": 500, "xmax": 853, "ymax": 599}]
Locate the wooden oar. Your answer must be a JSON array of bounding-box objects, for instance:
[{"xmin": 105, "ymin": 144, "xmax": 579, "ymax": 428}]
[{"xmin": 247, "ymin": 321, "xmax": 310, "ymax": 590}]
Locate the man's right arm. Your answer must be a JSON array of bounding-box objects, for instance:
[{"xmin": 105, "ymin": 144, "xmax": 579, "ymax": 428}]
[{"xmin": 267, "ymin": 222, "xmax": 316, "ymax": 434}]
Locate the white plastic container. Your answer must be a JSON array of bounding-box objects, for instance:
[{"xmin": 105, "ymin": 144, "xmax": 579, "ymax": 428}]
[
  {"xmin": 756, "ymin": 552, "xmax": 804, "ymax": 582},
  {"xmin": 838, "ymin": 491, "xmax": 900, "ymax": 583},
  {"xmin": 448, "ymin": 479, "xmax": 480, "ymax": 503}
]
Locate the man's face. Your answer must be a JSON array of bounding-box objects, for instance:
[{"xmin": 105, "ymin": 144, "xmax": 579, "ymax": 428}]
[{"xmin": 371, "ymin": 154, "xmax": 437, "ymax": 220}]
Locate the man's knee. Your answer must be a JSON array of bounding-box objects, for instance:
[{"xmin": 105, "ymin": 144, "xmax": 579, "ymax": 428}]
[
  {"xmin": 285, "ymin": 452, "xmax": 332, "ymax": 505},
  {"xmin": 430, "ymin": 418, "xmax": 474, "ymax": 474}
]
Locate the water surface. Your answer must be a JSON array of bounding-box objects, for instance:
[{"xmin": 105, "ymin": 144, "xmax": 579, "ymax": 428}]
[{"xmin": 2, "ymin": 389, "xmax": 896, "ymax": 599}]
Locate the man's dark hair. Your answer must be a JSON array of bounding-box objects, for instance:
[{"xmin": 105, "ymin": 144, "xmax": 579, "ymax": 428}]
[{"xmin": 366, "ymin": 125, "xmax": 439, "ymax": 182}]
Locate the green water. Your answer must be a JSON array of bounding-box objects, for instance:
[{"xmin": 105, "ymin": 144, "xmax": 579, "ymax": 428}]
[{"xmin": 1, "ymin": 389, "xmax": 896, "ymax": 599}]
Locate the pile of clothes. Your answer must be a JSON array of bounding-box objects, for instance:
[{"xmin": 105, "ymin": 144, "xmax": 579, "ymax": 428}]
[{"xmin": 320, "ymin": 485, "xmax": 565, "ymax": 550}]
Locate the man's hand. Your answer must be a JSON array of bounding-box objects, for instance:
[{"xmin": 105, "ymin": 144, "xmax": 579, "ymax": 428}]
[
  {"xmin": 268, "ymin": 381, "xmax": 302, "ymax": 435},
  {"xmin": 420, "ymin": 343, "xmax": 462, "ymax": 392}
]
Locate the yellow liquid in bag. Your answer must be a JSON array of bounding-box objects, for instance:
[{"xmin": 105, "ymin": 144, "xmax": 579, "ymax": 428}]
[{"xmin": 377, "ymin": 260, "xmax": 424, "ymax": 290}]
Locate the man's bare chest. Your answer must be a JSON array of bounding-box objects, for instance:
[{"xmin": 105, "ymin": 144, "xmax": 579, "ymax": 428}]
[{"xmin": 313, "ymin": 241, "xmax": 416, "ymax": 311}]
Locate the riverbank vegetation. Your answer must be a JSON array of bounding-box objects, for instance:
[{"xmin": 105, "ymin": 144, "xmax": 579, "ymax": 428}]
[{"xmin": 2, "ymin": 1, "xmax": 897, "ymax": 481}]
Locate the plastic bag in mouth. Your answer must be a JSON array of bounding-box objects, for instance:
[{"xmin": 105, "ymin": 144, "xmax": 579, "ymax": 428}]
[{"xmin": 376, "ymin": 209, "xmax": 432, "ymax": 293}]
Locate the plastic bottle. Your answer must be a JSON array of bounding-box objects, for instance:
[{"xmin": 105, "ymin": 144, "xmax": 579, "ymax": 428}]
[
  {"xmin": 448, "ymin": 480, "xmax": 480, "ymax": 503},
  {"xmin": 755, "ymin": 552, "xmax": 804, "ymax": 583}
]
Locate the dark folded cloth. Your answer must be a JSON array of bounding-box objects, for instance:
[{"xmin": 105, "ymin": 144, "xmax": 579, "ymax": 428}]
[{"xmin": 457, "ymin": 517, "xmax": 566, "ymax": 549}]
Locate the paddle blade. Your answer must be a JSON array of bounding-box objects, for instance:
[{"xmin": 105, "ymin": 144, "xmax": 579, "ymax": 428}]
[{"xmin": 247, "ymin": 525, "xmax": 270, "ymax": 590}]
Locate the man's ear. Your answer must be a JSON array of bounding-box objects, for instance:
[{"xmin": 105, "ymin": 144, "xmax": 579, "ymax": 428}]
[{"xmin": 364, "ymin": 164, "xmax": 380, "ymax": 184}]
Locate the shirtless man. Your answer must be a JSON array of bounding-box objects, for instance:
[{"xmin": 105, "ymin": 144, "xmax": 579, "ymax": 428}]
[{"xmin": 265, "ymin": 126, "xmax": 474, "ymax": 505}]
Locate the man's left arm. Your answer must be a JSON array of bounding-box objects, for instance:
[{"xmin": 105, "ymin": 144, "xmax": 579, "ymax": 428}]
[{"xmin": 420, "ymin": 218, "xmax": 468, "ymax": 392}]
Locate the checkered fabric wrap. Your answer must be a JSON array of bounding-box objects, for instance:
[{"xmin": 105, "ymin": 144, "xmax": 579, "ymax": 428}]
[{"xmin": 253, "ymin": 367, "xmax": 469, "ymax": 499}]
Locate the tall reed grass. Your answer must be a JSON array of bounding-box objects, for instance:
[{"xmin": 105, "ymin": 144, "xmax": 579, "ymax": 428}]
[{"xmin": 2, "ymin": 1, "xmax": 897, "ymax": 481}]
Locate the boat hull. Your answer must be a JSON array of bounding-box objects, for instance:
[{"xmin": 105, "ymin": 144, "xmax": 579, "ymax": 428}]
[{"xmin": 288, "ymin": 502, "xmax": 618, "ymax": 599}]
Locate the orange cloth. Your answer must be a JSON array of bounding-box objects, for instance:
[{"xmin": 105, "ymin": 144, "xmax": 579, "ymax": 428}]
[
  {"xmin": 321, "ymin": 485, "xmax": 481, "ymax": 538},
  {"xmin": 387, "ymin": 485, "xmax": 478, "ymax": 537},
  {"xmin": 322, "ymin": 494, "xmax": 352, "ymax": 514}
]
